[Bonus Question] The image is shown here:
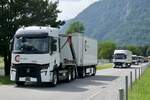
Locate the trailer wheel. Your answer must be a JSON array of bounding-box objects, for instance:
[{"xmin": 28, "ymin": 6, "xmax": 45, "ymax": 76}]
[
  {"xmin": 91, "ymin": 66, "xmax": 96, "ymax": 76},
  {"xmin": 80, "ymin": 68, "xmax": 86, "ymax": 78},
  {"xmin": 16, "ymin": 81, "xmax": 25, "ymax": 86},
  {"xmin": 51, "ymin": 71, "xmax": 58, "ymax": 87}
]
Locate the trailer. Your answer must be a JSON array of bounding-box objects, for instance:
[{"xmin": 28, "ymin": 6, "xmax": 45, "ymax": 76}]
[
  {"xmin": 60, "ymin": 34, "xmax": 97, "ymax": 78},
  {"xmin": 10, "ymin": 26, "xmax": 98, "ymax": 86},
  {"xmin": 113, "ymin": 50, "xmax": 132, "ymax": 68}
]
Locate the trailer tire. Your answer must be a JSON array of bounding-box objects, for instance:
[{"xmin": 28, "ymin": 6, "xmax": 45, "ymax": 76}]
[
  {"xmin": 80, "ymin": 68, "xmax": 86, "ymax": 78},
  {"xmin": 16, "ymin": 81, "xmax": 25, "ymax": 86},
  {"xmin": 51, "ymin": 71, "xmax": 58, "ymax": 87},
  {"xmin": 91, "ymin": 66, "xmax": 96, "ymax": 76}
]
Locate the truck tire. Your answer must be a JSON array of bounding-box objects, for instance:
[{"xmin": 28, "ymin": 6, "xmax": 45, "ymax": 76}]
[
  {"xmin": 91, "ymin": 66, "xmax": 96, "ymax": 76},
  {"xmin": 122, "ymin": 63, "xmax": 126, "ymax": 68},
  {"xmin": 16, "ymin": 81, "xmax": 25, "ymax": 86},
  {"xmin": 80, "ymin": 68, "xmax": 86, "ymax": 78},
  {"xmin": 128, "ymin": 64, "xmax": 131, "ymax": 68},
  {"xmin": 113, "ymin": 65, "xmax": 116, "ymax": 68},
  {"xmin": 66, "ymin": 71, "xmax": 72, "ymax": 82},
  {"xmin": 71, "ymin": 69, "xmax": 76, "ymax": 80},
  {"xmin": 51, "ymin": 71, "xmax": 58, "ymax": 87}
]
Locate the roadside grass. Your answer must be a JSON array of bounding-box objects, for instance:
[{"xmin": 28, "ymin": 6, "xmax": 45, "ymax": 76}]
[
  {"xmin": 0, "ymin": 76, "xmax": 15, "ymax": 85},
  {"xmin": 129, "ymin": 65, "xmax": 150, "ymax": 100},
  {"xmin": 0, "ymin": 57, "xmax": 4, "ymax": 69},
  {"xmin": 96, "ymin": 63, "xmax": 113, "ymax": 70},
  {"xmin": 0, "ymin": 57, "xmax": 14, "ymax": 85}
]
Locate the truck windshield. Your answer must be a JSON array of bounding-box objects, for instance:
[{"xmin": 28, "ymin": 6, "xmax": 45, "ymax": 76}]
[
  {"xmin": 132, "ymin": 57, "xmax": 137, "ymax": 60},
  {"xmin": 114, "ymin": 54, "xmax": 126, "ymax": 59},
  {"xmin": 13, "ymin": 37, "xmax": 49, "ymax": 54}
]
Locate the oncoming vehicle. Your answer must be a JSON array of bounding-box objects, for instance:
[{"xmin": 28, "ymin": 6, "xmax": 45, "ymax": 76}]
[
  {"xmin": 113, "ymin": 50, "xmax": 132, "ymax": 68},
  {"xmin": 138, "ymin": 56, "xmax": 144, "ymax": 63}
]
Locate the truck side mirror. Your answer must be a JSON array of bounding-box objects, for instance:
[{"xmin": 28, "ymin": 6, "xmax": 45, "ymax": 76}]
[
  {"xmin": 51, "ymin": 44, "xmax": 57, "ymax": 52},
  {"xmin": 50, "ymin": 37, "xmax": 57, "ymax": 55},
  {"xmin": 52, "ymin": 38, "xmax": 57, "ymax": 44}
]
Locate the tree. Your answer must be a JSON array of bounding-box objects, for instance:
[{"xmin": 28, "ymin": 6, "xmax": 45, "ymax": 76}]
[
  {"xmin": 98, "ymin": 41, "xmax": 116, "ymax": 62},
  {"xmin": 140, "ymin": 46, "xmax": 150, "ymax": 56},
  {"xmin": 126, "ymin": 45, "xmax": 141, "ymax": 55},
  {"xmin": 0, "ymin": 0, "xmax": 65, "ymax": 76},
  {"xmin": 146, "ymin": 47, "xmax": 150, "ymax": 56},
  {"xmin": 66, "ymin": 21, "xmax": 85, "ymax": 34}
]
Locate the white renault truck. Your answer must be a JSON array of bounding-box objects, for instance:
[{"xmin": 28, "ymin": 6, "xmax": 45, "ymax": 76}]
[
  {"xmin": 10, "ymin": 26, "xmax": 97, "ymax": 86},
  {"xmin": 113, "ymin": 50, "xmax": 132, "ymax": 68}
]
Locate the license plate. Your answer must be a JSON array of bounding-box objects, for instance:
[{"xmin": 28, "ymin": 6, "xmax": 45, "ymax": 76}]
[{"xmin": 25, "ymin": 77, "xmax": 31, "ymax": 82}]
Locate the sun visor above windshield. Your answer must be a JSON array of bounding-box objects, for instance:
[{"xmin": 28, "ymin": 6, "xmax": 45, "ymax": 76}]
[{"xmin": 15, "ymin": 32, "xmax": 48, "ymax": 38}]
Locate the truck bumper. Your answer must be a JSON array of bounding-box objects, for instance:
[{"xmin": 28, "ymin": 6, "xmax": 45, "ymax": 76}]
[
  {"xmin": 114, "ymin": 62, "xmax": 124, "ymax": 66},
  {"xmin": 10, "ymin": 64, "xmax": 53, "ymax": 83}
]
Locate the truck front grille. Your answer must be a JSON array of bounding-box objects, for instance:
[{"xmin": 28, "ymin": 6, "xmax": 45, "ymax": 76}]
[{"xmin": 13, "ymin": 64, "xmax": 49, "ymax": 82}]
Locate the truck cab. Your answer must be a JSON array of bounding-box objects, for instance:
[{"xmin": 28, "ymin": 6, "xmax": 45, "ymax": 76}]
[
  {"xmin": 113, "ymin": 50, "xmax": 132, "ymax": 68},
  {"xmin": 10, "ymin": 26, "xmax": 60, "ymax": 86}
]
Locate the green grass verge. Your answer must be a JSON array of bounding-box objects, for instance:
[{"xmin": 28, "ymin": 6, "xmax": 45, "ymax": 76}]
[
  {"xmin": 0, "ymin": 76, "xmax": 15, "ymax": 85},
  {"xmin": 96, "ymin": 63, "xmax": 113, "ymax": 70},
  {"xmin": 129, "ymin": 65, "xmax": 150, "ymax": 100},
  {"xmin": 0, "ymin": 57, "xmax": 4, "ymax": 69}
]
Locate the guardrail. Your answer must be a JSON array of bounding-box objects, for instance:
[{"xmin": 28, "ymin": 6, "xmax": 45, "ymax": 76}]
[{"xmin": 118, "ymin": 63, "xmax": 150, "ymax": 100}]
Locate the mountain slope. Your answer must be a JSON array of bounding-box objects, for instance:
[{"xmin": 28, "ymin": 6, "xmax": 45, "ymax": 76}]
[{"xmin": 62, "ymin": 0, "xmax": 150, "ymax": 46}]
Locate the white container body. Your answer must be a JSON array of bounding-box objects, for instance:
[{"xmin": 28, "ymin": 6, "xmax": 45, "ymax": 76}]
[{"xmin": 60, "ymin": 33, "xmax": 98, "ymax": 66}]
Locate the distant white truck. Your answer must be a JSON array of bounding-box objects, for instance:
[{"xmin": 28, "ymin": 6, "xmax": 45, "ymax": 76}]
[
  {"xmin": 138, "ymin": 56, "xmax": 144, "ymax": 63},
  {"xmin": 10, "ymin": 26, "xmax": 98, "ymax": 86},
  {"xmin": 132, "ymin": 55, "xmax": 139, "ymax": 65},
  {"xmin": 113, "ymin": 50, "xmax": 132, "ymax": 68}
]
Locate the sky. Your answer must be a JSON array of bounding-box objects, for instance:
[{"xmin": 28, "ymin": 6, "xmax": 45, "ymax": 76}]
[{"xmin": 51, "ymin": 0, "xmax": 100, "ymax": 20}]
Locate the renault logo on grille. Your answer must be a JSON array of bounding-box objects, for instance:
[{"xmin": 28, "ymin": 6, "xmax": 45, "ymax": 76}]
[{"xmin": 27, "ymin": 69, "xmax": 30, "ymax": 73}]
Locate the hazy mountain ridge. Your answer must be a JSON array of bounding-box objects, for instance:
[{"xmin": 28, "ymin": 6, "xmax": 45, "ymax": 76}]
[{"xmin": 62, "ymin": 0, "xmax": 150, "ymax": 46}]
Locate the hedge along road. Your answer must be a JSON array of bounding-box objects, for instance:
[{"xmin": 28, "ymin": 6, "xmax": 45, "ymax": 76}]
[{"xmin": 0, "ymin": 63, "xmax": 149, "ymax": 100}]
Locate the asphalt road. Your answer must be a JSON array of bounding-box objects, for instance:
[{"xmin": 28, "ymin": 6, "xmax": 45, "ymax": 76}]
[{"xmin": 0, "ymin": 63, "xmax": 149, "ymax": 100}]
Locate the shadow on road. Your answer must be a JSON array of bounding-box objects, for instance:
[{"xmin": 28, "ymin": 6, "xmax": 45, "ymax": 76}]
[{"xmin": 14, "ymin": 75, "xmax": 118, "ymax": 92}]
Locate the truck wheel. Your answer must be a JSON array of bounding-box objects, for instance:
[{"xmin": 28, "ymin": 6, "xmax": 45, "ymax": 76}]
[
  {"xmin": 80, "ymin": 68, "xmax": 86, "ymax": 78},
  {"xmin": 122, "ymin": 63, "xmax": 126, "ymax": 68},
  {"xmin": 91, "ymin": 67, "xmax": 96, "ymax": 76},
  {"xmin": 113, "ymin": 65, "xmax": 116, "ymax": 68},
  {"xmin": 128, "ymin": 64, "xmax": 131, "ymax": 68},
  {"xmin": 71, "ymin": 69, "xmax": 76, "ymax": 80},
  {"xmin": 16, "ymin": 81, "xmax": 25, "ymax": 86},
  {"xmin": 66, "ymin": 71, "xmax": 72, "ymax": 82},
  {"xmin": 51, "ymin": 71, "xmax": 58, "ymax": 87}
]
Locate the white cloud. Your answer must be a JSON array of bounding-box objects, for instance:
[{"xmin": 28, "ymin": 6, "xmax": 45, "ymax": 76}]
[{"xmin": 57, "ymin": 0, "xmax": 100, "ymax": 20}]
